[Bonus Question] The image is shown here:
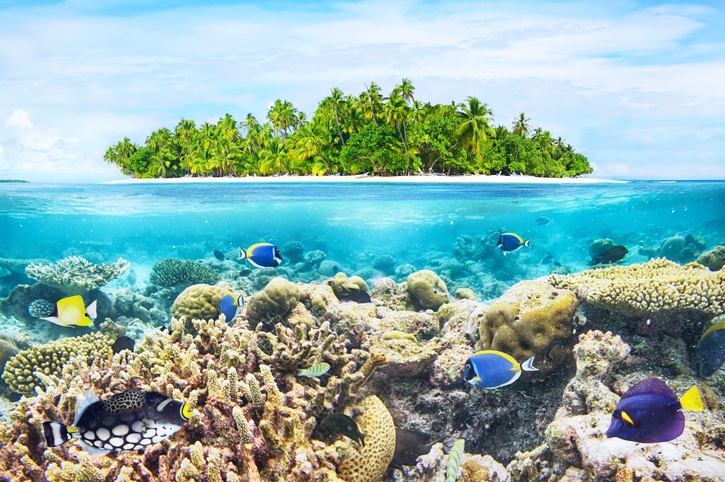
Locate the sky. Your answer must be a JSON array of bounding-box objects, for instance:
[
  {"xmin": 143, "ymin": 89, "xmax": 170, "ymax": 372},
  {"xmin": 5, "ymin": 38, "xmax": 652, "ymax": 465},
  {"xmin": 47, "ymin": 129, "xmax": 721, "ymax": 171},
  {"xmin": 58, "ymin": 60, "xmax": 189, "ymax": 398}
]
[{"xmin": 1, "ymin": 0, "xmax": 724, "ymax": 182}]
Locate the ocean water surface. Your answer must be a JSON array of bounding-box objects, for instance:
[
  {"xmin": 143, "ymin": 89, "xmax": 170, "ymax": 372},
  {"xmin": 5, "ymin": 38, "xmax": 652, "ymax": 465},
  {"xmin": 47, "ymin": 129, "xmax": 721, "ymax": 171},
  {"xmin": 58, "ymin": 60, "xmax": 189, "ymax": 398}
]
[{"xmin": 1, "ymin": 180, "xmax": 724, "ymax": 302}]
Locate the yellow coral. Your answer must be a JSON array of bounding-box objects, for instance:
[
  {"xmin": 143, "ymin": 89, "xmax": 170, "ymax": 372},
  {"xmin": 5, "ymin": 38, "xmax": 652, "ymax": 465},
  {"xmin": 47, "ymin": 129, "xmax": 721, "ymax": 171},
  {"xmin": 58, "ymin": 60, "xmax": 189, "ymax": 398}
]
[
  {"xmin": 478, "ymin": 280, "xmax": 578, "ymax": 377},
  {"xmin": 171, "ymin": 283, "xmax": 230, "ymax": 332},
  {"xmin": 549, "ymin": 258, "xmax": 725, "ymax": 315},
  {"xmin": 246, "ymin": 277, "xmax": 304, "ymax": 329},
  {"xmin": 338, "ymin": 395, "xmax": 396, "ymax": 482},
  {"xmin": 1, "ymin": 332, "xmax": 115, "ymax": 396},
  {"xmin": 406, "ymin": 270, "xmax": 449, "ymax": 311}
]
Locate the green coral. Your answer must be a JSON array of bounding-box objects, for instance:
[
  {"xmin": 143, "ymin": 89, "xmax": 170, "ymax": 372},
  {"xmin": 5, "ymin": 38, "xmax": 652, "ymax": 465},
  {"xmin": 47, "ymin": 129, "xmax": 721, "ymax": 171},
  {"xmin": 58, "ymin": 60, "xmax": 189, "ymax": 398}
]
[
  {"xmin": 478, "ymin": 280, "xmax": 578, "ymax": 378},
  {"xmin": 1, "ymin": 332, "xmax": 115, "ymax": 396},
  {"xmin": 25, "ymin": 256, "xmax": 129, "ymax": 295},
  {"xmin": 245, "ymin": 277, "xmax": 304, "ymax": 330},
  {"xmin": 149, "ymin": 258, "xmax": 219, "ymax": 288},
  {"xmin": 406, "ymin": 269, "xmax": 450, "ymax": 311}
]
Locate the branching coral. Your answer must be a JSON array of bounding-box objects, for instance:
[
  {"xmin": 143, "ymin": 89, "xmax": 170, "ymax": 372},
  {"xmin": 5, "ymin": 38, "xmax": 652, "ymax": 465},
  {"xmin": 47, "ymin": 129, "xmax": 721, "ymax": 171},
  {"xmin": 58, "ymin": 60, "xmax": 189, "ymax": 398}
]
[
  {"xmin": 149, "ymin": 258, "xmax": 219, "ymax": 288},
  {"xmin": 548, "ymin": 258, "xmax": 725, "ymax": 315},
  {"xmin": 25, "ymin": 256, "xmax": 129, "ymax": 295}
]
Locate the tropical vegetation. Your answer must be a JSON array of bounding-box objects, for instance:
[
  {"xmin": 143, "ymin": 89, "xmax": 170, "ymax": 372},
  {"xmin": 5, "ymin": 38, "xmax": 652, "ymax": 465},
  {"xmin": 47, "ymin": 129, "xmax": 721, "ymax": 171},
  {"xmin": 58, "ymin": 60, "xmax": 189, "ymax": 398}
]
[{"xmin": 104, "ymin": 79, "xmax": 593, "ymax": 178}]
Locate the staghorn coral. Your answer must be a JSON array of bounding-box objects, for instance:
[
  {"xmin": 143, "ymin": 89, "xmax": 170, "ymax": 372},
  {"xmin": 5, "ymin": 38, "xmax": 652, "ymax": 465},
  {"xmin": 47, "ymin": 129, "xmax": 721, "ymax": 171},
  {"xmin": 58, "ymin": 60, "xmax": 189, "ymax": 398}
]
[
  {"xmin": 245, "ymin": 277, "xmax": 304, "ymax": 330},
  {"xmin": 478, "ymin": 279, "xmax": 578, "ymax": 378},
  {"xmin": 338, "ymin": 395, "xmax": 396, "ymax": 482},
  {"xmin": 406, "ymin": 270, "xmax": 450, "ymax": 311},
  {"xmin": 548, "ymin": 258, "xmax": 725, "ymax": 315},
  {"xmin": 149, "ymin": 258, "xmax": 219, "ymax": 288},
  {"xmin": 1, "ymin": 331, "xmax": 116, "ymax": 396},
  {"xmin": 25, "ymin": 256, "xmax": 130, "ymax": 295}
]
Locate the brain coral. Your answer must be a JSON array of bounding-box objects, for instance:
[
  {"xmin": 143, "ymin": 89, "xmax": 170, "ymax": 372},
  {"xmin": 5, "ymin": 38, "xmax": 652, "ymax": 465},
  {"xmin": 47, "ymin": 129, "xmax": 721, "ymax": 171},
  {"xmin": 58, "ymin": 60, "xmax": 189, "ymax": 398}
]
[
  {"xmin": 246, "ymin": 277, "xmax": 304, "ymax": 330},
  {"xmin": 338, "ymin": 395, "xmax": 396, "ymax": 482},
  {"xmin": 171, "ymin": 283, "xmax": 230, "ymax": 333},
  {"xmin": 406, "ymin": 270, "xmax": 450, "ymax": 311},
  {"xmin": 478, "ymin": 280, "xmax": 578, "ymax": 377},
  {"xmin": 149, "ymin": 258, "xmax": 219, "ymax": 288},
  {"xmin": 1, "ymin": 332, "xmax": 115, "ymax": 396},
  {"xmin": 548, "ymin": 258, "xmax": 725, "ymax": 315}
]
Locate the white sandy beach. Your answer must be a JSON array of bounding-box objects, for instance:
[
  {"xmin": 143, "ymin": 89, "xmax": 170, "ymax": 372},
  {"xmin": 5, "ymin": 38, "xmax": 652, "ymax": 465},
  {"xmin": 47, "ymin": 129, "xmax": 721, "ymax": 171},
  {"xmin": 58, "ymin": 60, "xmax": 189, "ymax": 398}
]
[{"xmin": 105, "ymin": 174, "xmax": 626, "ymax": 185}]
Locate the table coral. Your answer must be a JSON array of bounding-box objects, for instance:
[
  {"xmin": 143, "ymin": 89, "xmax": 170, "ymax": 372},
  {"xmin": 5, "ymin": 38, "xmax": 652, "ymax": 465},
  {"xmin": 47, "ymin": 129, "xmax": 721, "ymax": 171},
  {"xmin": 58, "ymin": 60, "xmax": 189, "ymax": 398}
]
[
  {"xmin": 25, "ymin": 256, "xmax": 129, "ymax": 295},
  {"xmin": 548, "ymin": 258, "xmax": 725, "ymax": 315},
  {"xmin": 478, "ymin": 279, "xmax": 578, "ymax": 378},
  {"xmin": 338, "ymin": 395, "xmax": 396, "ymax": 482}
]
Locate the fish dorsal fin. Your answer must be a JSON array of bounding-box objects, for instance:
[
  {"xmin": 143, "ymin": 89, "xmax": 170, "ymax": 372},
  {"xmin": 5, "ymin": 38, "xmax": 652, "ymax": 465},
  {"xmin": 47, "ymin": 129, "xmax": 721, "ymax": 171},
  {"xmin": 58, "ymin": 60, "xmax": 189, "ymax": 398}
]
[
  {"xmin": 679, "ymin": 385, "xmax": 703, "ymax": 411},
  {"xmin": 72, "ymin": 389, "xmax": 99, "ymax": 426},
  {"xmin": 621, "ymin": 378, "xmax": 677, "ymax": 403}
]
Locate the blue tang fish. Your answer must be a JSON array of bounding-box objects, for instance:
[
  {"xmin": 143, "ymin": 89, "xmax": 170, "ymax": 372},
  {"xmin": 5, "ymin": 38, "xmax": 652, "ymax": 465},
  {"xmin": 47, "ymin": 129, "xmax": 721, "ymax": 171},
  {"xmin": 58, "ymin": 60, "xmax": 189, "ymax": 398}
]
[
  {"xmin": 238, "ymin": 243, "xmax": 283, "ymax": 269},
  {"xmin": 696, "ymin": 322, "xmax": 725, "ymax": 377},
  {"xmin": 41, "ymin": 295, "xmax": 97, "ymax": 327},
  {"xmin": 219, "ymin": 291, "xmax": 244, "ymax": 322},
  {"xmin": 497, "ymin": 232, "xmax": 531, "ymax": 255},
  {"xmin": 462, "ymin": 350, "xmax": 538, "ymax": 389},
  {"xmin": 605, "ymin": 378, "xmax": 703, "ymax": 443}
]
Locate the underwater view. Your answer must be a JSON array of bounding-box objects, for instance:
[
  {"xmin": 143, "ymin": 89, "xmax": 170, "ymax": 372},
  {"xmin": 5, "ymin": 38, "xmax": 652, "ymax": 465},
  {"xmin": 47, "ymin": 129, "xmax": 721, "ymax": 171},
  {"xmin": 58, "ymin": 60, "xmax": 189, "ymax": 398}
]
[{"xmin": 0, "ymin": 179, "xmax": 724, "ymax": 481}]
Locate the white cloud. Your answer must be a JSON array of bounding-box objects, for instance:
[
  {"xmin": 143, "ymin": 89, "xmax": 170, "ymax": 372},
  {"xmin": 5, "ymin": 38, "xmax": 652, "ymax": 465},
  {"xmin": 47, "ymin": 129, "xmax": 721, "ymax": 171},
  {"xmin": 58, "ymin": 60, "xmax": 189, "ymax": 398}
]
[{"xmin": 5, "ymin": 109, "xmax": 34, "ymax": 129}]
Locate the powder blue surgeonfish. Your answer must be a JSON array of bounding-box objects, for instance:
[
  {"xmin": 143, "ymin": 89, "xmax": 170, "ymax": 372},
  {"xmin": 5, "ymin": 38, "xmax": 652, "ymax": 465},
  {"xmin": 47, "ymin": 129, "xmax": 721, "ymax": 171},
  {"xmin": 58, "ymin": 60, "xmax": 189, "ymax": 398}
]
[
  {"xmin": 497, "ymin": 232, "xmax": 531, "ymax": 255},
  {"xmin": 238, "ymin": 243, "xmax": 283, "ymax": 269},
  {"xmin": 605, "ymin": 377, "xmax": 703, "ymax": 443},
  {"xmin": 462, "ymin": 350, "xmax": 538, "ymax": 389},
  {"xmin": 696, "ymin": 322, "xmax": 725, "ymax": 377},
  {"xmin": 219, "ymin": 291, "xmax": 244, "ymax": 322}
]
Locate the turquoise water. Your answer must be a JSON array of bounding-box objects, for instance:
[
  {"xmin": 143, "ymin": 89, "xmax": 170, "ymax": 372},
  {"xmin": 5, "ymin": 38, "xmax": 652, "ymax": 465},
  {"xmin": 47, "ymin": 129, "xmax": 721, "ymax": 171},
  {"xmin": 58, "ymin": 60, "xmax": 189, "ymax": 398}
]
[{"xmin": 1, "ymin": 180, "xmax": 724, "ymax": 302}]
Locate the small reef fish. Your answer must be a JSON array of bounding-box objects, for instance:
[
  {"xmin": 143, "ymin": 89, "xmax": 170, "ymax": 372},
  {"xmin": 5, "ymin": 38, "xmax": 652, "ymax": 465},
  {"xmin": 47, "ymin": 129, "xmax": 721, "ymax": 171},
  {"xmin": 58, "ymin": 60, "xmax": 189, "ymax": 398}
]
[
  {"xmin": 463, "ymin": 350, "xmax": 538, "ymax": 389},
  {"xmin": 696, "ymin": 322, "xmax": 725, "ymax": 377},
  {"xmin": 298, "ymin": 362, "xmax": 331, "ymax": 378},
  {"xmin": 391, "ymin": 429, "xmax": 435, "ymax": 467},
  {"xmin": 539, "ymin": 254, "xmax": 561, "ymax": 267},
  {"xmin": 445, "ymin": 439, "xmax": 465, "ymax": 482},
  {"xmin": 111, "ymin": 335, "xmax": 136, "ymax": 354},
  {"xmin": 41, "ymin": 295, "xmax": 97, "ymax": 327},
  {"xmin": 535, "ymin": 216, "xmax": 552, "ymax": 226},
  {"xmin": 591, "ymin": 245, "xmax": 628, "ymax": 265},
  {"xmin": 497, "ymin": 232, "xmax": 531, "ymax": 255},
  {"xmin": 43, "ymin": 390, "xmax": 192, "ymax": 454},
  {"xmin": 319, "ymin": 413, "xmax": 365, "ymax": 446},
  {"xmin": 219, "ymin": 291, "xmax": 244, "ymax": 322},
  {"xmin": 238, "ymin": 243, "xmax": 283, "ymax": 269},
  {"xmin": 213, "ymin": 249, "xmax": 225, "ymax": 261},
  {"xmin": 605, "ymin": 377, "xmax": 703, "ymax": 443}
]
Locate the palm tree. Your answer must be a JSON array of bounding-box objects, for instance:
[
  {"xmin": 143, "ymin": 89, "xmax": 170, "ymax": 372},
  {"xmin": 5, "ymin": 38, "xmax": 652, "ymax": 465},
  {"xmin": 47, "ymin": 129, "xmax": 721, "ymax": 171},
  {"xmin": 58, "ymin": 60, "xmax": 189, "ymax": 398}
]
[
  {"xmin": 267, "ymin": 99, "xmax": 299, "ymax": 140},
  {"xmin": 511, "ymin": 112, "xmax": 531, "ymax": 166},
  {"xmin": 360, "ymin": 82, "xmax": 383, "ymax": 125},
  {"xmin": 384, "ymin": 91, "xmax": 413, "ymax": 174},
  {"xmin": 326, "ymin": 87, "xmax": 348, "ymax": 146},
  {"xmin": 146, "ymin": 128, "xmax": 175, "ymax": 177},
  {"xmin": 455, "ymin": 96, "xmax": 495, "ymax": 168}
]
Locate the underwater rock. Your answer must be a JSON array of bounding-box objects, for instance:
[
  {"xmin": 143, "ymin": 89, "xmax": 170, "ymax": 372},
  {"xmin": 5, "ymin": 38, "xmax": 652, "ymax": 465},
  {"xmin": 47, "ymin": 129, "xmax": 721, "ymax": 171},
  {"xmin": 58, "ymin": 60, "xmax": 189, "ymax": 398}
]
[
  {"xmin": 370, "ymin": 277, "xmax": 409, "ymax": 311},
  {"xmin": 372, "ymin": 333, "xmax": 439, "ymax": 378},
  {"xmin": 697, "ymin": 245, "xmax": 725, "ymax": 271},
  {"xmin": 0, "ymin": 283, "xmax": 65, "ymax": 324},
  {"xmin": 406, "ymin": 270, "xmax": 450, "ymax": 312},
  {"xmin": 478, "ymin": 280, "xmax": 578, "ymax": 378},
  {"xmin": 455, "ymin": 288, "xmax": 476, "ymax": 301},
  {"xmin": 245, "ymin": 277, "xmax": 304, "ymax": 330}
]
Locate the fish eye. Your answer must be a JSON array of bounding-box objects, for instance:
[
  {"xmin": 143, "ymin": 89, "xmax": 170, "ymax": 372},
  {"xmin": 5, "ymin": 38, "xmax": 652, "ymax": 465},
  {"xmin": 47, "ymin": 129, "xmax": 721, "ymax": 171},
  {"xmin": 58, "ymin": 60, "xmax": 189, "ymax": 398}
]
[{"xmin": 145, "ymin": 396, "xmax": 159, "ymax": 407}]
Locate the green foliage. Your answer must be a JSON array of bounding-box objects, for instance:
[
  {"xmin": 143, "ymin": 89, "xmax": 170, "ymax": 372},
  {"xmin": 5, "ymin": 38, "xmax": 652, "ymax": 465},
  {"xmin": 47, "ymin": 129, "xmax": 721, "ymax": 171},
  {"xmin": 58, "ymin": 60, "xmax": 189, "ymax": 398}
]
[{"xmin": 105, "ymin": 80, "xmax": 593, "ymax": 178}]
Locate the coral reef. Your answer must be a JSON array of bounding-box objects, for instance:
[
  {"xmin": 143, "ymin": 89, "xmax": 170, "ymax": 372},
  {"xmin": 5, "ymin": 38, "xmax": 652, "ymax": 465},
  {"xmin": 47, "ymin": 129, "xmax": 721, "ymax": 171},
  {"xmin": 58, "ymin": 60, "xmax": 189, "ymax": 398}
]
[
  {"xmin": 281, "ymin": 240, "xmax": 305, "ymax": 263},
  {"xmin": 548, "ymin": 258, "xmax": 725, "ymax": 315},
  {"xmin": 149, "ymin": 258, "xmax": 220, "ymax": 289},
  {"xmin": 478, "ymin": 280, "xmax": 578, "ymax": 377},
  {"xmin": 245, "ymin": 277, "xmax": 304, "ymax": 330},
  {"xmin": 170, "ymin": 283, "xmax": 234, "ymax": 333},
  {"xmin": 406, "ymin": 270, "xmax": 450, "ymax": 311},
  {"xmin": 1, "ymin": 330, "xmax": 116, "ymax": 396},
  {"xmin": 372, "ymin": 254, "xmax": 397, "ymax": 275},
  {"xmin": 27, "ymin": 299, "xmax": 54, "ymax": 319},
  {"xmin": 25, "ymin": 256, "xmax": 130, "ymax": 295}
]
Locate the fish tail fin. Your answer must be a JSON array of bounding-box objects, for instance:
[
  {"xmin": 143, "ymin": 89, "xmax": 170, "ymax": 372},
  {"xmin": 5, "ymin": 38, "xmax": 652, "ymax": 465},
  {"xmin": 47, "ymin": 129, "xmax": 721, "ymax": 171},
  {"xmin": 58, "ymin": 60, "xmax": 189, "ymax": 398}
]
[
  {"xmin": 521, "ymin": 356, "xmax": 538, "ymax": 372},
  {"xmin": 85, "ymin": 300, "xmax": 97, "ymax": 320},
  {"xmin": 524, "ymin": 239, "xmax": 531, "ymax": 248},
  {"xmin": 237, "ymin": 247, "xmax": 247, "ymax": 260},
  {"xmin": 42, "ymin": 421, "xmax": 72, "ymax": 447},
  {"xmin": 680, "ymin": 385, "xmax": 704, "ymax": 411}
]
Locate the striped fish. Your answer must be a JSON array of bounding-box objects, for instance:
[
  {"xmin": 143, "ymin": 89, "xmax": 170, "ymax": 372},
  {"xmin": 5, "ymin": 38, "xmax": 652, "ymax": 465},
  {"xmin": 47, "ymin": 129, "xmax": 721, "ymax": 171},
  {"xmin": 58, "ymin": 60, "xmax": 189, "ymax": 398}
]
[
  {"xmin": 297, "ymin": 362, "xmax": 331, "ymax": 378},
  {"xmin": 445, "ymin": 438, "xmax": 465, "ymax": 482}
]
